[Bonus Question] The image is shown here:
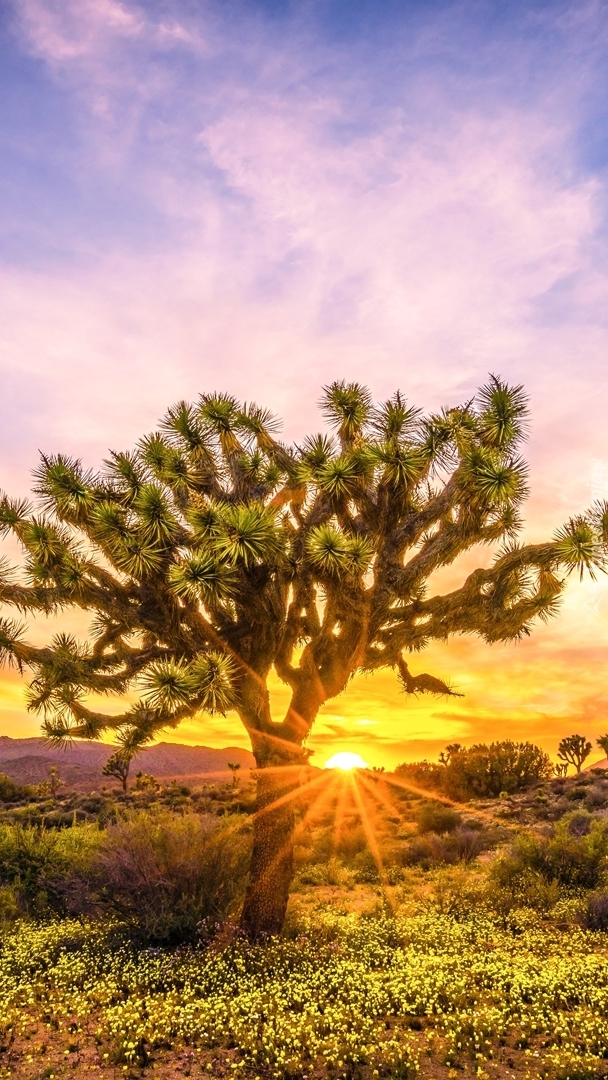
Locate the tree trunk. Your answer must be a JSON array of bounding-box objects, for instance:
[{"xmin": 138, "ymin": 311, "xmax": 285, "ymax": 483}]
[{"xmin": 240, "ymin": 760, "xmax": 302, "ymax": 939}]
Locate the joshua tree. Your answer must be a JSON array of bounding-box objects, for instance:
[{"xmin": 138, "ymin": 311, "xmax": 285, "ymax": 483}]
[
  {"xmin": 0, "ymin": 378, "xmax": 605, "ymax": 937},
  {"xmin": 439, "ymin": 743, "xmax": 463, "ymax": 767},
  {"xmin": 133, "ymin": 770, "xmax": 160, "ymax": 792},
  {"xmin": 227, "ymin": 761, "xmax": 241, "ymax": 788},
  {"xmin": 102, "ymin": 725, "xmax": 149, "ymax": 792},
  {"xmin": 47, "ymin": 764, "xmax": 64, "ymax": 799},
  {"xmin": 597, "ymin": 734, "xmax": 608, "ymax": 762},
  {"xmin": 102, "ymin": 750, "xmax": 132, "ymax": 792},
  {"xmin": 557, "ymin": 734, "xmax": 593, "ymax": 774}
]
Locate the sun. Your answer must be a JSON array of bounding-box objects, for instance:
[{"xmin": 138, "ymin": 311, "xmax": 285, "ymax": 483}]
[{"xmin": 324, "ymin": 751, "xmax": 369, "ymax": 771}]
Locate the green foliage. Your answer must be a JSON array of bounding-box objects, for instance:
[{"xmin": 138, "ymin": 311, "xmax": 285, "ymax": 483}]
[
  {"xmin": 554, "ymin": 518, "xmax": 603, "ymax": 580},
  {"xmin": 416, "ymin": 800, "xmax": 462, "ymax": 834},
  {"xmin": 492, "ymin": 811, "xmax": 608, "ymax": 891},
  {"xmin": 168, "ymin": 551, "xmax": 236, "ymax": 604},
  {"xmin": 321, "ymin": 380, "xmax": 372, "ymax": 443},
  {"xmin": 0, "ymin": 774, "xmax": 32, "ymax": 802},
  {"xmin": 477, "ymin": 374, "xmax": 529, "ymax": 449},
  {"xmin": 0, "ymin": 616, "xmax": 26, "ymax": 668},
  {"xmin": 0, "ymin": 822, "xmax": 103, "ymax": 916}
]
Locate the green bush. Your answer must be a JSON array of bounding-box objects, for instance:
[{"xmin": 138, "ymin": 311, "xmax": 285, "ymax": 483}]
[
  {"xmin": 0, "ymin": 822, "xmax": 102, "ymax": 917},
  {"xmin": 297, "ymin": 857, "xmax": 356, "ymax": 889},
  {"xmin": 491, "ymin": 811, "xmax": 608, "ymax": 893},
  {"xmin": 0, "ymin": 774, "xmax": 32, "ymax": 802},
  {"xmin": 485, "ymin": 860, "xmax": 562, "ymax": 915},
  {"xmin": 93, "ymin": 810, "xmax": 251, "ymax": 943},
  {"xmin": 416, "ymin": 801, "xmax": 462, "ymax": 835}
]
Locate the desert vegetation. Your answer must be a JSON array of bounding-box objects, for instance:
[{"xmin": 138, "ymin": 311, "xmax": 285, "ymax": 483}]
[
  {"xmin": 1, "ymin": 741, "xmax": 608, "ymax": 1078},
  {"xmin": 1, "ymin": 378, "xmax": 608, "ymax": 1077},
  {"xmin": 0, "ymin": 378, "xmax": 606, "ymax": 938}
]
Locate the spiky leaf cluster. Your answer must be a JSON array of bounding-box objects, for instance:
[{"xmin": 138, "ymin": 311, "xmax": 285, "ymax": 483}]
[{"xmin": 0, "ymin": 377, "xmax": 603, "ymax": 757}]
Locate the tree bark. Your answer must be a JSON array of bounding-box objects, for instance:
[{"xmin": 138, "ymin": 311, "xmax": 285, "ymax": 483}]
[{"xmin": 240, "ymin": 756, "xmax": 303, "ymax": 940}]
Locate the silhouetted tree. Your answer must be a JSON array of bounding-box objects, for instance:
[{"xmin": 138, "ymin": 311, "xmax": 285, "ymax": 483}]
[
  {"xmin": 439, "ymin": 743, "xmax": 462, "ymax": 767},
  {"xmin": 102, "ymin": 750, "xmax": 132, "ymax": 792},
  {"xmin": 597, "ymin": 734, "xmax": 608, "ymax": 762},
  {"xmin": 557, "ymin": 734, "xmax": 593, "ymax": 774},
  {"xmin": 0, "ymin": 378, "xmax": 604, "ymax": 936},
  {"xmin": 227, "ymin": 762, "xmax": 241, "ymax": 788},
  {"xmin": 102, "ymin": 727, "xmax": 149, "ymax": 792}
]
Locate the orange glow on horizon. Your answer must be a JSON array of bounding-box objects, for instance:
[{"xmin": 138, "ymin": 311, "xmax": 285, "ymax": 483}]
[
  {"xmin": 1, "ymin": 575, "xmax": 607, "ymax": 772},
  {"xmin": 324, "ymin": 751, "xmax": 369, "ymax": 771}
]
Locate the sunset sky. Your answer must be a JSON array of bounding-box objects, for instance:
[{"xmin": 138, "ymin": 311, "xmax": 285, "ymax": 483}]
[{"xmin": 2, "ymin": 0, "xmax": 608, "ymax": 768}]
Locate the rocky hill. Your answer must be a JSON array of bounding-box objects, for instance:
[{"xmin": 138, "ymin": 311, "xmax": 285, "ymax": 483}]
[{"xmin": 0, "ymin": 736, "xmax": 254, "ymax": 790}]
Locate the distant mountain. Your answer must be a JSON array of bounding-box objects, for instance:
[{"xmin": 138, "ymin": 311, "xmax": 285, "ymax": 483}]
[
  {"xmin": 0, "ymin": 735, "xmax": 254, "ymax": 789},
  {"xmin": 0, "ymin": 755, "xmax": 107, "ymax": 791}
]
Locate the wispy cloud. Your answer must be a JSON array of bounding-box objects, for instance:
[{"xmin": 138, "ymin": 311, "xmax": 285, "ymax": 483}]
[{"xmin": 2, "ymin": 0, "xmax": 608, "ymax": 759}]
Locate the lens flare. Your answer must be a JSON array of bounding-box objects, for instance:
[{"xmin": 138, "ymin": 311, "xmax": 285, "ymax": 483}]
[{"xmin": 324, "ymin": 751, "xmax": 369, "ymax": 771}]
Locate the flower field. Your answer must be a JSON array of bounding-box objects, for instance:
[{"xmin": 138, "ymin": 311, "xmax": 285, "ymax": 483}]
[{"xmin": 1, "ymin": 903, "xmax": 608, "ymax": 1080}]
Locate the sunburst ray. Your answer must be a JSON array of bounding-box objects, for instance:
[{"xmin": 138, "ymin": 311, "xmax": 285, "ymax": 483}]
[{"xmin": 350, "ymin": 772, "xmax": 393, "ymax": 901}]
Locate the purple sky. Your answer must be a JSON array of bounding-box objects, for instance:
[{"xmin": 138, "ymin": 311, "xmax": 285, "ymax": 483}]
[{"xmin": 2, "ymin": 0, "xmax": 608, "ymax": 764}]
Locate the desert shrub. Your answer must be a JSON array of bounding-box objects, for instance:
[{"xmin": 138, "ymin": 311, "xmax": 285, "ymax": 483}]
[
  {"xmin": 0, "ymin": 774, "xmax": 32, "ymax": 802},
  {"xmin": 492, "ymin": 812, "xmax": 608, "ymax": 892},
  {"xmin": 566, "ymin": 786, "xmax": 588, "ymax": 801},
  {"xmin": 308, "ymin": 829, "xmax": 334, "ymax": 864},
  {"xmin": 335, "ymin": 822, "xmax": 368, "ymax": 859},
  {"xmin": 416, "ymin": 801, "xmax": 462, "ymax": 835},
  {"xmin": 585, "ymin": 787, "xmax": 608, "ymax": 810},
  {"xmin": 402, "ymin": 828, "xmax": 487, "ymax": 868},
  {"xmin": 566, "ymin": 811, "xmax": 593, "ymax": 836},
  {"xmin": 427, "ymin": 868, "xmax": 487, "ymax": 916},
  {"xmin": 0, "ymin": 884, "xmax": 19, "ymax": 921},
  {"xmin": 394, "ymin": 760, "xmax": 444, "ymax": 792},
  {"xmin": 93, "ymin": 810, "xmax": 251, "ymax": 943},
  {"xmin": 297, "ymin": 858, "xmax": 356, "ymax": 889},
  {"xmin": 442, "ymin": 741, "xmax": 553, "ymax": 800},
  {"xmin": 485, "ymin": 865, "xmax": 562, "ymax": 915},
  {"xmin": 0, "ymin": 823, "xmax": 102, "ymax": 917},
  {"xmin": 353, "ymin": 849, "xmax": 381, "ymax": 883},
  {"xmin": 580, "ymin": 892, "xmax": 608, "ymax": 931},
  {"xmin": 396, "ymin": 741, "xmax": 552, "ymax": 801}
]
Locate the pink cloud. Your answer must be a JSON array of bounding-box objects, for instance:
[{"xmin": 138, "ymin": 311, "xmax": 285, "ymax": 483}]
[
  {"xmin": 2, "ymin": 0, "xmax": 608, "ymax": 756},
  {"xmin": 17, "ymin": 0, "xmax": 146, "ymax": 62}
]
